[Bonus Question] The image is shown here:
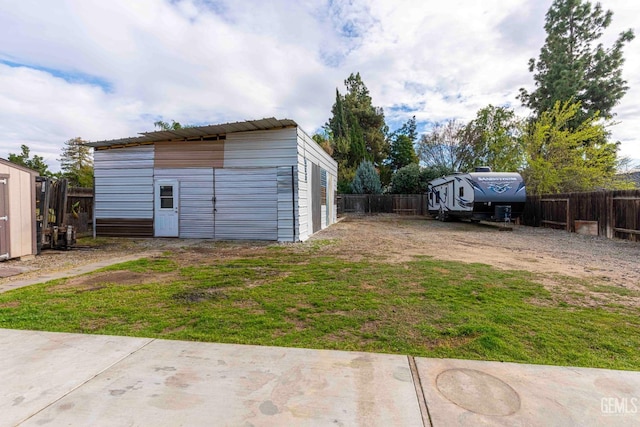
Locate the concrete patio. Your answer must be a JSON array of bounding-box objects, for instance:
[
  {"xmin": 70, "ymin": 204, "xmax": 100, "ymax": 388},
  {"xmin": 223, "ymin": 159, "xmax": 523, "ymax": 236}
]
[{"xmin": 1, "ymin": 329, "xmax": 638, "ymax": 426}]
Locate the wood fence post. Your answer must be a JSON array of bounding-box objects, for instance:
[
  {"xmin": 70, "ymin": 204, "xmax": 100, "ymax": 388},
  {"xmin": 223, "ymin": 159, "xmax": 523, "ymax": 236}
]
[
  {"xmin": 567, "ymin": 194, "xmax": 571, "ymax": 233},
  {"xmin": 605, "ymin": 192, "xmax": 614, "ymax": 239}
]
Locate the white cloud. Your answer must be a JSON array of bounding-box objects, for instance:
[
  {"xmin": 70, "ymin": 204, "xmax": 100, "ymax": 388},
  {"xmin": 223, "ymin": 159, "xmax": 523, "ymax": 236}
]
[{"xmin": 0, "ymin": 0, "xmax": 638, "ymax": 171}]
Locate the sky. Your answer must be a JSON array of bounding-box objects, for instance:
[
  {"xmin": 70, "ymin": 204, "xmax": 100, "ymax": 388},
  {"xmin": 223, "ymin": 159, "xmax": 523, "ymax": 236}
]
[{"xmin": 0, "ymin": 0, "xmax": 638, "ymax": 172}]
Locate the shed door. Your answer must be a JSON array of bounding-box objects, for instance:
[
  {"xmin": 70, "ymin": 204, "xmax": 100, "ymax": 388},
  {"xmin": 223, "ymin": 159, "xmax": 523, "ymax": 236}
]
[
  {"xmin": 154, "ymin": 180, "xmax": 179, "ymax": 237},
  {"xmin": 214, "ymin": 168, "xmax": 277, "ymax": 240},
  {"xmin": 0, "ymin": 176, "xmax": 8, "ymax": 259}
]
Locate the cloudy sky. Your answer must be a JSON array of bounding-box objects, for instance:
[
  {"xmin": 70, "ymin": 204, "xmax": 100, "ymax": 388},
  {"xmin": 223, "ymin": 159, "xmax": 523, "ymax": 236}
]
[{"xmin": 1, "ymin": 0, "xmax": 638, "ymax": 171}]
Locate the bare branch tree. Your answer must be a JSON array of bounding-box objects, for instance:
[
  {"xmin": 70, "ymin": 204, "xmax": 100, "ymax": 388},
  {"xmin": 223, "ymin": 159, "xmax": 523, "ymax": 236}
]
[{"xmin": 416, "ymin": 120, "xmax": 472, "ymax": 172}]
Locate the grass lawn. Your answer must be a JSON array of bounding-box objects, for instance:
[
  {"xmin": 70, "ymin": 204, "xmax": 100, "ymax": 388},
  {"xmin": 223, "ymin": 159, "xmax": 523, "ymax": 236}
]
[{"xmin": 1, "ymin": 241, "xmax": 639, "ymax": 371}]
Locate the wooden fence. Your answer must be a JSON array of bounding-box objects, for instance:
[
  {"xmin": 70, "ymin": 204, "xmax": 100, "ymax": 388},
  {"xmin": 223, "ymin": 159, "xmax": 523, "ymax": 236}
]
[
  {"xmin": 66, "ymin": 187, "xmax": 94, "ymax": 236},
  {"xmin": 337, "ymin": 194, "xmax": 428, "ymax": 216},
  {"xmin": 521, "ymin": 189, "xmax": 640, "ymax": 242}
]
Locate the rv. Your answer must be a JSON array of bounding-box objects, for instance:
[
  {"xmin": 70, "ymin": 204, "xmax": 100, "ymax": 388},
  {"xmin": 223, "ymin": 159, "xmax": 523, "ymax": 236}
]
[{"xmin": 427, "ymin": 168, "xmax": 526, "ymax": 222}]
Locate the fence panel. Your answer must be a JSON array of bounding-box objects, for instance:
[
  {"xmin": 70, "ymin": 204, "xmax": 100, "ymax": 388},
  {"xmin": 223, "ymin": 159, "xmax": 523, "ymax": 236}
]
[
  {"xmin": 337, "ymin": 194, "xmax": 426, "ymax": 215},
  {"xmin": 522, "ymin": 190, "xmax": 640, "ymax": 242}
]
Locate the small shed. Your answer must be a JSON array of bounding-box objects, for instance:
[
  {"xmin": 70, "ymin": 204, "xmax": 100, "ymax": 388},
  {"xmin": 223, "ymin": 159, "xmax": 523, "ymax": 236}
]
[
  {"xmin": 87, "ymin": 118, "xmax": 338, "ymax": 242},
  {"xmin": 0, "ymin": 159, "xmax": 38, "ymax": 260}
]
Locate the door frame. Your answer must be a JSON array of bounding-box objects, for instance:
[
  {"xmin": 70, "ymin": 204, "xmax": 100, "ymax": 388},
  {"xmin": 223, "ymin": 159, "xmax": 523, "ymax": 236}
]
[
  {"xmin": 0, "ymin": 174, "xmax": 9, "ymax": 259},
  {"xmin": 154, "ymin": 179, "xmax": 180, "ymax": 237}
]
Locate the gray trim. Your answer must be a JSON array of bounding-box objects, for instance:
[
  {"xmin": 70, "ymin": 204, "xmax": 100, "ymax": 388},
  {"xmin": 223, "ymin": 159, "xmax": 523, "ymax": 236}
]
[{"xmin": 88, "ymin": 118, "xmax": 298, "ymax": 148}]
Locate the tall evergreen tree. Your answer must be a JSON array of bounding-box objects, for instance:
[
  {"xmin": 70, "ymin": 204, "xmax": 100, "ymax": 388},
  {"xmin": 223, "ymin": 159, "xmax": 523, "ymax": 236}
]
[
  {"xmin": 59, "ymin": 137, "xmax": 93, "ymax": 187},
  {"xmin": 326, "ymin": 73, "xmax": 388, "ymax": 190},
  {"xmin": 519, "ymin": 0, "xmax": 634, "ymax": 124}
]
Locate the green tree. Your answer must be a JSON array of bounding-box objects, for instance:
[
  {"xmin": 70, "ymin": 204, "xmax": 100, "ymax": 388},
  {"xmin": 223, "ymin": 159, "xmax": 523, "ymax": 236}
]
[
  {"xmin": 7, "ymin": 144, "xmax": 52, "ymax": 176},
  {"xmin": 420, "ymin": 164, "xmax": 455, "ymax": 182},
  {"xmin": 461, "ymin": 105, "xmax": 524, "ymax": 172},
  {"xmin": 59, "ymin": 137, "xmax": 93, "ymax": 187},
  {"xmin": 351, "ymin": 160, "xmax": 382, "ymax": 194},
  {"xmin": 154, "ymin": 120, "xmax": 182, "ymax": 130},
  {"xmin": 388, "ymin": 116, "xmax": 419, "ymax": 172},
  {"xmin": 390, "ymin": 163, "xmax": 421, "ymax": 194},
  {"xmin": 519, "ymin": 0, "xmax": 634, "ymax": 124},
  {"xmin": 326, "ymin": 73, "xmax": 388, "ymax": 189},
  {"xmin": 312, "ymin": 133, "xmax": 333, "ymax": 156},
  {"xmin": 521, "ymin": 100, "xmax": 620, "ymax": 194}
]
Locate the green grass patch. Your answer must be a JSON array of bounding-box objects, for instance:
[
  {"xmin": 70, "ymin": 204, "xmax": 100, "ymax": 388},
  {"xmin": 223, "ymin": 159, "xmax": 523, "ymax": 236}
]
[{"xmin": 1, "ymin": 248, "xmax": 639, "ymax": 371}]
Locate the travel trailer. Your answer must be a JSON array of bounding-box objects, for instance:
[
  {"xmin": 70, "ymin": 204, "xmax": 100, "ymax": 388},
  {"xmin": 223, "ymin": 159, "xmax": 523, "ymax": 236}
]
[{"xmin": 427, "ymin": 168, "xmax": 526, "ymax": 222}]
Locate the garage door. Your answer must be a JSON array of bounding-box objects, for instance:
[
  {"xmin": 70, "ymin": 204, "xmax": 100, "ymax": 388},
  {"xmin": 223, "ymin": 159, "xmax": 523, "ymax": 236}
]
[{"xmin": 214, "ymin": 168, "xmax": 278, "ymax": 240}]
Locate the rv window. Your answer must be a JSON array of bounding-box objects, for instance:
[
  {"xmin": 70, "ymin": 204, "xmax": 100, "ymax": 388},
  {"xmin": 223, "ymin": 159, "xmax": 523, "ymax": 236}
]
[
  {"xmin": 436, "ymin": 191, "xmax": 440, "ymax": 202},
  {"xmin": 459, "ymin": 187, "xmax": 464, "ymax": 197}
]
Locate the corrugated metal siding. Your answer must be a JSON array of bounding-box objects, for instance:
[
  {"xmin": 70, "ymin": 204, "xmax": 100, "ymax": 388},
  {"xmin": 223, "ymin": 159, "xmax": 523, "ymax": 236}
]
[
  {"xmin": 311, "ymin": 163, "xmax": 321, "ymax": 233},
  {"xmin": 224, "ymin": 129, "xmax": 298, "ymax": 168},
  {"xmin": 297, "ymin": 128, "xmax": 338, "ymax": 177},
  {"xmin": 95, "ymin": 219, "xmax": 154, "ymax": 237},
  {"xmin": 297, "ymin": 157, "xmax": 309, "ymax": 241},
  {"xmin": 214, "ymin": 168, "xmax": 278, "ymax": 240},
  {"xmin": 155, "ymin": 141, "xmax": 224, "ymax": 169},
  {"xmin": 154, "ymin": 168, "xmax": 214, "ymax": 238},
  {"xmin": 296, "ymin": 128, "xmax": 338, "ymax": 238},
  {"xmin": 277, "ymin": 166, "xmax": 296, "ymax": 242},
  {"xmin": 94, "ymin": 146, "xmax": 154, "ymax": 219}
]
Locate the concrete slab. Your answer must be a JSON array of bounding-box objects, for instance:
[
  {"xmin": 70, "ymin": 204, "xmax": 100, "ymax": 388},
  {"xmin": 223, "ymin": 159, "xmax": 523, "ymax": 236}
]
[
  {"xmin": 415, "ymin": 357, "xmax": 640, "ymax": 427},
  {"xmin": 0, "ymin": 329, "xmax": 152, "ymax": 426},
  {"xmin": 13, "ymin": 334, "xmax": 422, "ymax": 426},
  {"xmin": 0, "ymin": 265, "xmax": 31, "ymax": 278}
]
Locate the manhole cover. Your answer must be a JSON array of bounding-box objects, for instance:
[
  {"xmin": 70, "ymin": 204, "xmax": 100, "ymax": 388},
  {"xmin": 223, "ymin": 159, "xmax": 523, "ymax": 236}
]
[{"xmin": 436, "ymin": 368, "xmax": 521, "ymax": 416}]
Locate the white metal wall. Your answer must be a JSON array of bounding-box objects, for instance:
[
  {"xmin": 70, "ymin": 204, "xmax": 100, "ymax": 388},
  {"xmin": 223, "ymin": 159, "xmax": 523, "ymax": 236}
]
[
  {"xmin": 296, "ymin": 128, "xmax": 338, "ymax": 241},
  {"xmin": 94, "ymin": 146, "xmax": 154, "ymax": 219},
  {"xmin": 277, "ymin": 166, "xmax": 296, "ymax": 242},
  {"xmin": 214, "ymin": 168, "xmax": 278, "ymax": 240},
  {"xmin": 224, "ymin": 128, "xmax": 298, "ymax": 168},
  {"xmin": 154, "ymin": 168, "xmax": 214, "ymax": 238}
]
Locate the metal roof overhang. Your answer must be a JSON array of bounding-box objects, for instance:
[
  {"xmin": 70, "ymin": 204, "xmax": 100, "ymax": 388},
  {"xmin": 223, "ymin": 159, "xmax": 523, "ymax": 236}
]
[{"xmin": 86, "ymin": 117, "xmax": 298, "ymax": 149}]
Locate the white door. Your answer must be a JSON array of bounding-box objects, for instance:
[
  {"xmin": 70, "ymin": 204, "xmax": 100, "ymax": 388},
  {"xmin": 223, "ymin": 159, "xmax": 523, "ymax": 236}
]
[{"xmin": 154, "ymin": 180, "xmax": 179, "ymax": 237}]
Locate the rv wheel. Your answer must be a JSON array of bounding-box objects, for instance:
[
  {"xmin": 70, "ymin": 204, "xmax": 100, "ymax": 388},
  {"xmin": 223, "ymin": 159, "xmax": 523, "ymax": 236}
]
[{"xmin": 438, "ymin": 207, "xmax": 447, "ymax": 222}]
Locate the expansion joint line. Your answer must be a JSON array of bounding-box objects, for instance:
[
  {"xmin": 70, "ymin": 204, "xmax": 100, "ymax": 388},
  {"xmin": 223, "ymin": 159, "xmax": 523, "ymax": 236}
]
[{"xmin": 408, "ymin": 355, "xmax": 433, "ymax": 427}]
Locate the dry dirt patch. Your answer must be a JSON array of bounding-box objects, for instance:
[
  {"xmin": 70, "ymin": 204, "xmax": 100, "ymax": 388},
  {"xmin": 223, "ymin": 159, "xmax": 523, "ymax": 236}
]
[
  {"xmin": 311, "ymin": 216, "xmax": 640, "ymax": 308},
  {"xmin": 50, "ymin": 271, "xmax": 180, "ymax": 292}
]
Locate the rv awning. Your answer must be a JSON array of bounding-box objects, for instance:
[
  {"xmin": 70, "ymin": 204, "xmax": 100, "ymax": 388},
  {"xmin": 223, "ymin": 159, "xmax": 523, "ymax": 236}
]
[{"xmin": 86, "ymin": 117, "xmax": 298, "ymax": 149}]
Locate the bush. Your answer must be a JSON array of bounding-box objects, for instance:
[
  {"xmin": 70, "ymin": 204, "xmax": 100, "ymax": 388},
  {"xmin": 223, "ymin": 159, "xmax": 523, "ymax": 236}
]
[{"xmin": 351, "ymin": 160, "xmax": 382, "ymax": 194}]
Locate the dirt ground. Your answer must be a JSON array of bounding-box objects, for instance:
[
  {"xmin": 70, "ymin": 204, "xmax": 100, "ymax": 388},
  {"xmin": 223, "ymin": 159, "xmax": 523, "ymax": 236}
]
[
  {"xmin": 1, "ymin": 216, "xmax": 638, "ymax": 303},
  {"xmin": 315, "ymin": 216, "xmax": 640, "ymax": 289},
  {"xmin": 313, "ymin": 216, "xmax": 640, "ymax": 309}
]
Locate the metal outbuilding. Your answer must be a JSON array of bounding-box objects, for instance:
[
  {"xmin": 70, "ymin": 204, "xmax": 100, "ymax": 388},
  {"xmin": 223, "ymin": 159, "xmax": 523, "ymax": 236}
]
[
  {"xmin": 0, "ymin": 159, "xmax": 38, "ymax": 260},
  {"xmin": 87, "ymin": 118, "xmax": 338, "ymax": 241}
]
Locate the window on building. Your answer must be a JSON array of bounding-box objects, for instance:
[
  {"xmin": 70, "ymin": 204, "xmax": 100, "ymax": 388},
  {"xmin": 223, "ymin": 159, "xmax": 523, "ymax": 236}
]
[{"xmin": 160, "ymin": 185, "xmax": 173, "ymax": 209}]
